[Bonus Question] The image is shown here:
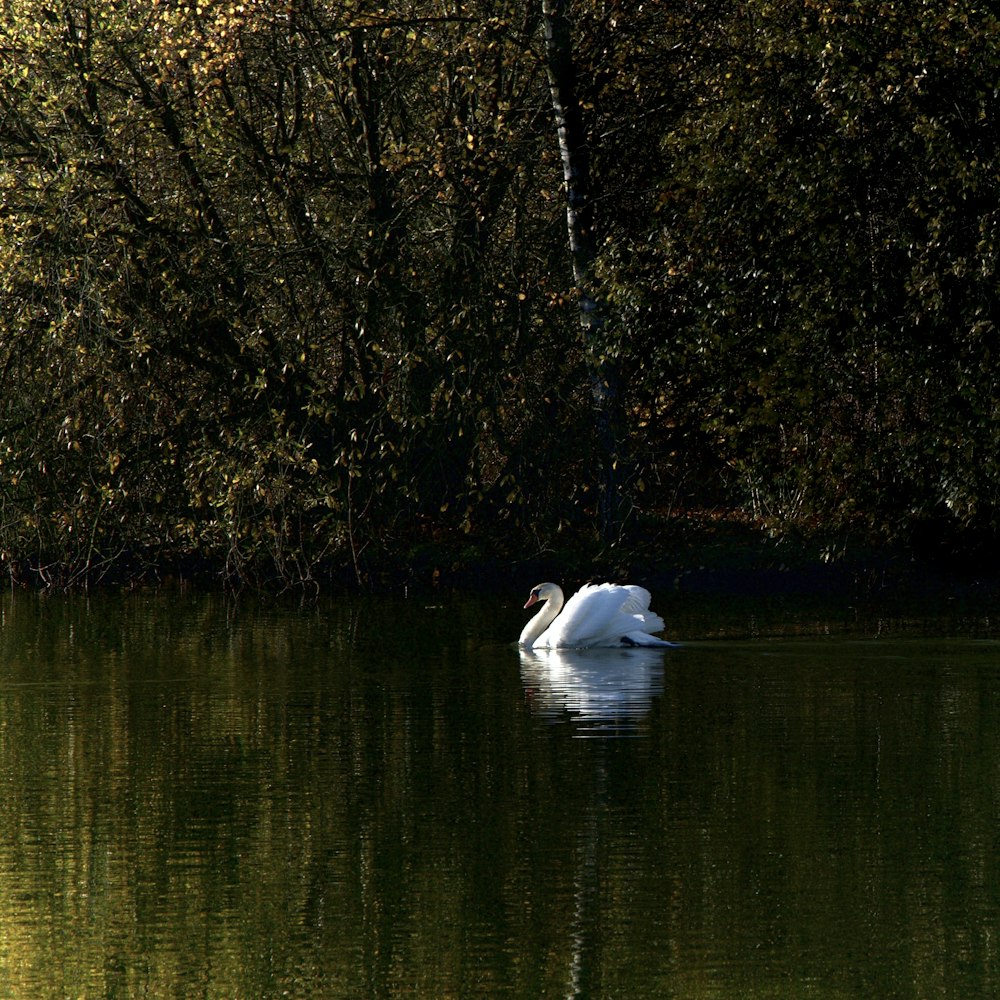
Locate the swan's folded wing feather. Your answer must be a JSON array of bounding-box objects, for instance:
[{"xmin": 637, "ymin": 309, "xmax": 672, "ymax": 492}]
[{"xmin": 619, "ymin": 585, "xmax": 653, "ymax": 615}]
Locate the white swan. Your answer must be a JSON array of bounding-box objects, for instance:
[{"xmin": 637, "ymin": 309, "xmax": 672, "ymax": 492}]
[{"xmin": 518, "ymin": 582, "xmax": 675, "ymax": 649}]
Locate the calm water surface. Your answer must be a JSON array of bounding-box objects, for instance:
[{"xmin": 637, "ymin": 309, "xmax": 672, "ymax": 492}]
[{"xmin": 0, "ymin": 590, "xmax": 999, "ymax": 998}]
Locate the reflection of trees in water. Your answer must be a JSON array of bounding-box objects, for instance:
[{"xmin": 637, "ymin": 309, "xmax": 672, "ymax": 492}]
[
  {"xmin": 520, "ymin": 646, "xmax": 671, "ymax": 995},
  {"xmin": 3, "ymin": 596, "xmax": 1000, "ymax": 998}
]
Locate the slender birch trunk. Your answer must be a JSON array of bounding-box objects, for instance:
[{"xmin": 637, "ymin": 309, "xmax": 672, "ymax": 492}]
[{"xmin": 541, "ymin": 0, "xmax": 624, "ymax": 542}]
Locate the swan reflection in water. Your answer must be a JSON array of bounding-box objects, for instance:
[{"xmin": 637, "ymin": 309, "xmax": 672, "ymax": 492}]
[{"xmin": 518, "ymin": 646, "xmax": 669, "ymax": 737}]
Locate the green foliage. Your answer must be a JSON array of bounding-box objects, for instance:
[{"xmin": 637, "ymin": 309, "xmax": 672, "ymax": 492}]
[
  {"xmin": 0, "ymin": 0, "xmax": 998, "ymax": 587},
  {"xmin": 0, "ymin": 0, "xmax": 588, "ymax": 586},
  {"xmin": 602, "ymin": 0, "xmax": 1000, "ymax": 543}
]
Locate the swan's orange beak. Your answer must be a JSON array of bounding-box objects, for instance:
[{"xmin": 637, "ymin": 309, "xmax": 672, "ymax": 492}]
[{"xmin": 524, "ymin": 593, "xmax": 539, "ymax": 609}]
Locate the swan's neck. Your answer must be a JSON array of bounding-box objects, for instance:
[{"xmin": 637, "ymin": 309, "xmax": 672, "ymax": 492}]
[{"xmin": 519, "ymin": 587, "xmax": 564, "ymax": 647}]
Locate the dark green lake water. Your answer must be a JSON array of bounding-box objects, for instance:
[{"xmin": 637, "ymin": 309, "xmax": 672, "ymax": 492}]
[{"xmin": 0, "ymin": 589, "xmax": 998, "ymax": 998}]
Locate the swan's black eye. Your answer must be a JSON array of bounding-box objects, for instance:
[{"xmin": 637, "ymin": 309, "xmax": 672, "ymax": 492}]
[{"xmin": 531, "ymin": 587, "xmax": 540, "ymax": 597}]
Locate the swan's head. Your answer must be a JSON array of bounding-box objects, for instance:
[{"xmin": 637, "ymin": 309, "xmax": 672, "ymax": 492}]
[{"xmin": 524, "ymin": 582, "xmax": 561, "ymax": 609}]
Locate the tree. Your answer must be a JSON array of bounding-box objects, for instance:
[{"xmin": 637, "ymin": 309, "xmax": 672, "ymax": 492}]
[
  {"xmin": 0, "ymin": 0, "xmax": 571, "ymax": 585},
  {"xmin": 541, "ymin": 0, "xmax": 623, "ymax": 543},
  {"xmin": 612, "ymin": 0, "xmax": 1000, "ymax": 547}
]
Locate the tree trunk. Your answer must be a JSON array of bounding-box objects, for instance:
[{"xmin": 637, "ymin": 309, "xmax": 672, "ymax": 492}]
[{"xmin": 541, "ymin": 0, "xmax": 624, "ymax": 542}]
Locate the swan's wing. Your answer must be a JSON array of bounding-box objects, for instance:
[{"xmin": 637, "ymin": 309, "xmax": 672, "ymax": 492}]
[
  {"xmin": 619, "ymin": 585, "xmax": 653, "ymax": 615},
  {"xmin": 538, "ymin": 584, "xmax": 604, "ymax": 646},
  {"xmin": 620, "ymin": 586, "xmax": 666, "ymax": 636},
  {"xmin": 541, "ymin": 583, "xmax": 666, "ymax": 648}
]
